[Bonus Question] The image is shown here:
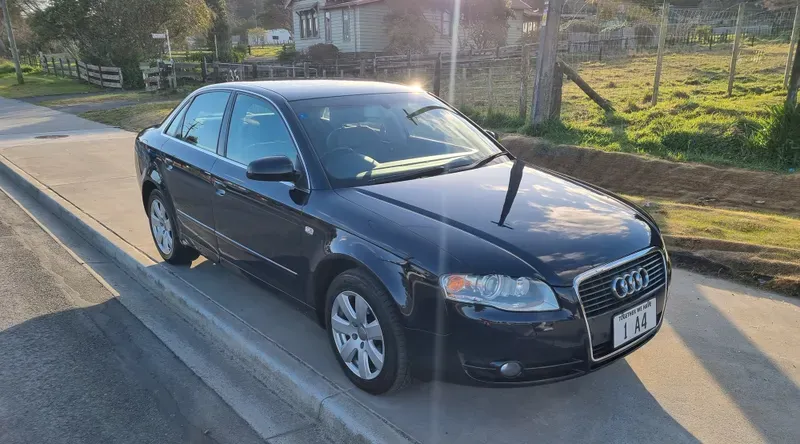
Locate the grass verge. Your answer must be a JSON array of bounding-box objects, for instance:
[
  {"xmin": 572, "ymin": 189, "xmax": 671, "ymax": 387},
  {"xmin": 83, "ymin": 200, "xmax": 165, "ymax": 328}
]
[
  {"xmin": 628, "ymin": 197, "xmax": 800, "ymax": 251},
  {"xmin": 0, "ymin": 71, "xmax": 100, "ymax": 99},
  {"xmin": 80, "ymin": 101, "xmax": 180, "ymax": 131}
]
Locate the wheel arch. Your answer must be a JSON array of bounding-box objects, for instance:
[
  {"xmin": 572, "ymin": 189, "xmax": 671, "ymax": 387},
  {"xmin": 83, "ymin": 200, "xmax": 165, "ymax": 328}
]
[{"xmin": 310, "ymin": 244, "xmax": 411, "ymax": 327}]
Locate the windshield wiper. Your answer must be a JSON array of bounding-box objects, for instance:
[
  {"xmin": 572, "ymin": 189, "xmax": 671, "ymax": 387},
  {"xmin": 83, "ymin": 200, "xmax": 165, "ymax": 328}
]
[
  {"xmin": 453, "ymin": 151, "xmax": 513, "ymax": 172},
  {"xmin": 368, "ymin": 165, "xmax": 448, "ymax": 185}
]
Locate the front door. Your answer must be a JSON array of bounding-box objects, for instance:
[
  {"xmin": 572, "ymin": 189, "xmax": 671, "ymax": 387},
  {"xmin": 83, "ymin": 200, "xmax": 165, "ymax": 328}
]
[
  {"xmin": 159, "ymin": 91, "xmax": 231, "ymax": 258},
  {"xmin": 211, "ymin": 92, "xmax": 310, "ymax": 297}
]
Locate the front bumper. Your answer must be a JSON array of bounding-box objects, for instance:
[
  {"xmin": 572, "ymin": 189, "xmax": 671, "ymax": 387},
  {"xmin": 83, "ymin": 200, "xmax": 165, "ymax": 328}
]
[{"xmin": 407, "ymin": 283, "xmax": 669, "ymax": 386}]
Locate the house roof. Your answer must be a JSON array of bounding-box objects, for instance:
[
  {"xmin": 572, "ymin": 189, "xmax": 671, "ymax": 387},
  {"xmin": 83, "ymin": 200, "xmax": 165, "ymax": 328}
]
[{"xmin": 321, "ymin": 0, "xmax": 383, "ymax": 10}]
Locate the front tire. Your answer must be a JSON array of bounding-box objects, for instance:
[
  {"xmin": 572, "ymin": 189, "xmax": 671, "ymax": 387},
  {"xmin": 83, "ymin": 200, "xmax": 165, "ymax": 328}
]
[
  {"xmin": 325, "ymin": 269, "xmax": 411, "ymax": 394},
  {"xmin": 147, "ymin": 189, "xmax": 199, "ymax": 265}
]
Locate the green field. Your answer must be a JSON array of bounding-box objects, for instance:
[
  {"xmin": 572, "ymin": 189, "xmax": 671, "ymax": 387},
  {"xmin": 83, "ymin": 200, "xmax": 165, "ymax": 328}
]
[
  {"xmin": 0, "ymin": 59, "xmax": 100, "ymax": 98},
  {"xmin": 470, "ymin": 43, "xmax": 797, "ymax": 171},
  {"xmin": 248, "ymin": 45, "xmax": 282, "ymax": 58},
  {"xmin": 80, "ymin": 101, "xmax": 181, "ymax": 131}
]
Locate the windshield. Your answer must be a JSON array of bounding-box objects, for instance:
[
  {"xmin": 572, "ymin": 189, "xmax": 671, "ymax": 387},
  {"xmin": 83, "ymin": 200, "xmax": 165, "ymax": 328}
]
[{"xmin": 290, "ymin": 92, "xmax": 502, "ymax": 188}]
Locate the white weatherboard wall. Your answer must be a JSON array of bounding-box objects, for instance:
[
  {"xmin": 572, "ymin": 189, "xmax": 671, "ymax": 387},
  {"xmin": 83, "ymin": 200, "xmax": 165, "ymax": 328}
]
[
  {"xmin": 325, "ymin": 6, "xmax": 356, "ymax": 54},
  {"xmin": 293, "ymin": 0, "xmax": 324, "ymax": 52},
  {"xmin": 354, "ymin": 2, "xmax": 390, "ymax": 53}
]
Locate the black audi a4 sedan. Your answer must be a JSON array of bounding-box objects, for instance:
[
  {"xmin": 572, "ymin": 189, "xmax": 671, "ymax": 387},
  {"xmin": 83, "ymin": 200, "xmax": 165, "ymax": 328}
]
[{"xmin": 135, "ymin": 80, "xmax": 671, "ymax": 394}]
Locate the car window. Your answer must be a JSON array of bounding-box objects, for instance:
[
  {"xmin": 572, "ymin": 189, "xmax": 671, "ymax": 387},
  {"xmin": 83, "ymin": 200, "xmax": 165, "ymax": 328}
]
[
  {"xmin": 225, "ymin": 94, "xmax": 298, "ymax": 167},
  {"xmin": 165, "ymin": 103, "xmax": 189, "ymax": 138},
  {"xmin": 290, "ymin": 92, "xmax": 501, "ymax": 188},
  {"xmin": 181, "ymin": 92, "xmax": 230, "ymax": 152}
]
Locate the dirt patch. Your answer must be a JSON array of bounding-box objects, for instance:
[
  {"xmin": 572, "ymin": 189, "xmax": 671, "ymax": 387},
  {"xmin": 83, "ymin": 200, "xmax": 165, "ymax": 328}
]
[{"xmin": 503, "ymin": 135, "xmax": 800, "ymax": 217}]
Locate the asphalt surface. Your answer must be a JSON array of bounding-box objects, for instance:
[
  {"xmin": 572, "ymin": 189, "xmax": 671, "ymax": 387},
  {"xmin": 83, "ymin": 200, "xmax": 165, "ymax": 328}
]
[{"xmin": 0, "ymin": 190, "xmax": 267, "ymax": 444}]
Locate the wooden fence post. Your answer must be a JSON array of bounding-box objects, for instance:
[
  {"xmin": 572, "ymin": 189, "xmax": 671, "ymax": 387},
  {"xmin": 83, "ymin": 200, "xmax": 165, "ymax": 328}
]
[
  {"xmin": 360, "ymin": 59, "xmax": 366, "ymax": 78},
  {"xmin": 303, "ymin": 61, "xmax": 309, "ymax": 78},
  {"xmin": 67, "ymin": 58, "xmax": 73, "ymax": 78},
  {"xmin": 373, "ymin": 53, "xmax": 378, "ymax": 80},
  {"xmin": 269, "ymin": 67, "xmax": 274, "ymax": 78},
  {"xmin": 487, "ymin": 66, "xmax": 494, "ymax": 114},
  {"xmin": 785, "ymin": 6, "xmax": 800, "ymax": 89},
  {"xmin": 98, "ymin": 65, "xmax": 104, "ymax": 87},
  {"xmin": 213, "ymin": 62, "xmax": 220, "ymax": 83},
  {"xmin": 519, "ymin": 43, "xmax": 531, "ymax": 120},
  {"xmin": 530, "ymin": 0, "xmax": 564, "ymax": 124},
  {"xmin": 118, "ymin": 67, "xmax": 124, "ymax": 89},
  {"xmin": 252, "ymin": 62, "xmax": 258, "ymax": 80},
  {"xmin": 201, "ymin": 58, "xmax": 208, "ymax": 82},
  {"xmin": 551, "ymin": 64, "xmax": 563, "ymax": 117},
  {"xmin": 433, "ymin": 52, "xmax": 442, "ymax": 96},
  {"xmin": 50, "ymin": 57, "xmax": 57, "ymax": 76},
  {"xmin": 727, "ymin": 3, "xmax": 745, "ymax": 97},
  {"xmin": 58, "ymin": 58, "xmax": 65, "ymax": 77},
  {"xmin": 652, "ymin": 2, "xmax": 669, "ymax": 106}
]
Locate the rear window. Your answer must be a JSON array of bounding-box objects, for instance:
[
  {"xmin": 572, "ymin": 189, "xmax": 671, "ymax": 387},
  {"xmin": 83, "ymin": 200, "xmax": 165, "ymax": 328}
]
[{"xmin": 181, "ymin": 92, "xmax": 231, "ymax": 152}]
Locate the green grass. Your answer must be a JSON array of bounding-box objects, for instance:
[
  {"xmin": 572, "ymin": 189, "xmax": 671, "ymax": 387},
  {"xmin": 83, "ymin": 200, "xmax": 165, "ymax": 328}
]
[
  {"xmin": 628, "ymin": 196, "xmax": 800, "ymax": 251},
  {"xmin": 80, "ymin": 101, "xmax": 180, "ymax": 131},
  {"xmin": 473, "ymin": 43, "xmax": 796, "ymax": 171},
  {"xmin": 0, "ymin": 69, "xmax": 100, "ymax": 99},
  {"xmin": 39, "ymin": 90, "xmax": 183, "ymax": 107},
  {"xmin": 249, "ymin": 46, "xmax": 282, "ymax": 58}
]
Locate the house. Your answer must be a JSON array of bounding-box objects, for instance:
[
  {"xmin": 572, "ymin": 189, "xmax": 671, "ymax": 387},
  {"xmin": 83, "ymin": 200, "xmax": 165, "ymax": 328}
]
[
  {"xmin": 248, "ymin": 28, "xmax": 293, "ymax": 46},
  {"xmin": 286, "ymin": 0, "xmax": 543, "ymax": 54}
]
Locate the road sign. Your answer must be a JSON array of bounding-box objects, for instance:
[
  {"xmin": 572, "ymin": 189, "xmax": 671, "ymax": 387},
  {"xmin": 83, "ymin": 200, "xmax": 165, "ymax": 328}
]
[{"xmin": 152, "ymin": 33, "xmax": 167, "ymax": 39}]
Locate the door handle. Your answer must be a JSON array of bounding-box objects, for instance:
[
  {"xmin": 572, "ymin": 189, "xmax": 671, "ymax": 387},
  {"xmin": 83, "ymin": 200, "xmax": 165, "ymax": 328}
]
[{"xmin": 213, "ymin": 180, "xmax": 226, "ymax": 196}]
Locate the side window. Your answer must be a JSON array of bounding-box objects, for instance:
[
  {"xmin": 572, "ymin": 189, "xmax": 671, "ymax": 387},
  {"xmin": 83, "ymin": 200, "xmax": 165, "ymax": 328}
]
[
  {"xmin": 165, "ymin": 103, "xmax": 189, "ymax": 138},
  {"xmin": 181, "ymin": 92, "xmax": 231, "ymax": 152},
  {"xmin": 226, "ymin": 94, "xmax": 298, "ymax": 167}
]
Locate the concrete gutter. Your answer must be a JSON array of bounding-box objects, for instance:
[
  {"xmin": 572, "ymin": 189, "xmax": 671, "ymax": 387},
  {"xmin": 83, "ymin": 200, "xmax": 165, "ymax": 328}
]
[{"xmin": 0, "ymin": 154, "xmax": 415, "ymax": 444}]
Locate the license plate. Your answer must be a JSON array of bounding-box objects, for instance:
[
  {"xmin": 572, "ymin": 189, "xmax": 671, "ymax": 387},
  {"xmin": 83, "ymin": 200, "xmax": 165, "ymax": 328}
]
[{"xmin": 613, "ymin": 298, "xmax": 656, "ymax": 348}]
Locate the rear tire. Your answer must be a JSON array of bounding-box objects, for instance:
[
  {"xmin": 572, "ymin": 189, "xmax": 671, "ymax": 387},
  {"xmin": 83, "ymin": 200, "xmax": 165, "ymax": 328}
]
[
  {"xmin": 325, "ymin": 269, "xmax": 412, "ymax": 394},
  {"xmin": 147, "ymin": 189, "xmax": 199, "ymax": 265}
]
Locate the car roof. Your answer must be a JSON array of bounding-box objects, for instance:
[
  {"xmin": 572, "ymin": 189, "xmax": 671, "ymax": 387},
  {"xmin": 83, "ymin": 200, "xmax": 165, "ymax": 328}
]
[{"xmin": 205, "ymin": 80, "xmax": 418, "ymax": 101}]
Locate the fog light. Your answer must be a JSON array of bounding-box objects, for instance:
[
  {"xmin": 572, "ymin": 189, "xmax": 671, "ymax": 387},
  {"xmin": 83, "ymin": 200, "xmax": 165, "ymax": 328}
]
[{"xmin": 499, "ymin": 361, "xmax": 523, "ymax": 378}]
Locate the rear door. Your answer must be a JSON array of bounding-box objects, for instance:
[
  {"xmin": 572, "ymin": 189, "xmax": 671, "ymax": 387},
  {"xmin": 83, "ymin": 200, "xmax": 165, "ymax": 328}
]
[
  {"xmin": 211, "ymin": 92, "xmax": 310, "ymax": 297},
  {"xmin": 160, "ymin": 91, "xmax": 232, "ymax": 258}
]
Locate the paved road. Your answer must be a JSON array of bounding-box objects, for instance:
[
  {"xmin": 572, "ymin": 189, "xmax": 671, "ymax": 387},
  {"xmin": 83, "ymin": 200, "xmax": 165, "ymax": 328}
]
[
  {"xmin": 1, "ymin": 96, "xmax": 799, "ymax": 444},
  {"xmin": 0, "ymin": 190, "xmax": 271, "ymax": 443}
]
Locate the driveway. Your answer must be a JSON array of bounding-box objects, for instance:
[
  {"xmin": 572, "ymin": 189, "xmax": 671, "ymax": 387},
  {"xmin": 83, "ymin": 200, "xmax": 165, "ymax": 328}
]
[{"xmin": 1, "ymin": 96, "xmax": 798, "ymax": 443}]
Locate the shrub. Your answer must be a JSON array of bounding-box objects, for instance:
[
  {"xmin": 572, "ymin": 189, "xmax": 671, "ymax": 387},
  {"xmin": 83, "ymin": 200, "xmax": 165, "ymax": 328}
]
[
  {"xmin": 277, "ymin": 44, "xmax": 298, "ymax": 63},
  {"xmin": 750, "ymin": 104, "xmax": 800, "ymax": 169},
  {"xmin": 307, "ymin": 43, "xmax": 340, "ymax": 63}
]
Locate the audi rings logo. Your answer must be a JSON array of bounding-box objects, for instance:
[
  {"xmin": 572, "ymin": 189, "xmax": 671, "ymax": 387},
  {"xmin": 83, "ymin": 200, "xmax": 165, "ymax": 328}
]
[{"xmin": 611, "ymin": 268, "xmax": 650, "ymax": 299}]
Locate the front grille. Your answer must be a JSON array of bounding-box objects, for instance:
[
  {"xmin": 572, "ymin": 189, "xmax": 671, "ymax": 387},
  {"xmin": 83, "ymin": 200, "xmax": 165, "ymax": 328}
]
[{"xmin": 578, "ymin": 250, "xmax": 666, "ymax": 318}]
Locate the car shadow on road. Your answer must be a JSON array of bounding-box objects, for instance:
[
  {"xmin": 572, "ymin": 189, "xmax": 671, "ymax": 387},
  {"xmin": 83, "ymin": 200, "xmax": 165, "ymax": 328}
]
[{"xmin": 670, "ymin": 279, "xmax": 800, "ymax": 443}]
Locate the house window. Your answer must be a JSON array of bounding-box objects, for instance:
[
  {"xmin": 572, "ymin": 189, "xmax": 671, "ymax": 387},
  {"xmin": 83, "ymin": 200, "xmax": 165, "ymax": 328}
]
[
  {"xmin": 299, "ymin": 9, "xmax": 319, "ymax": 39},
  {"xmin": 441, "ymin": 11, "xmax": 451, "ymax": 37},
  {"xmin": 325, "ymin": 11, "xmax": 332, "ymax": 42},
  {"xmin": 523, "ymin": 21, "xmax": 537, "ymax": 35},
  {"xmin": 343, "ymin": 10, "xmax": 351, "ymax": 41}
]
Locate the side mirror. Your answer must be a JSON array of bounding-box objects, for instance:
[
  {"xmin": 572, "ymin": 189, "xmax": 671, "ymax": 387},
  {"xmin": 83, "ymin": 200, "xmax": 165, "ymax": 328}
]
[
  {"xmin": 247, "ymin": 156, "xmax": 298, "ymax": 182},
  {"xmin": 485, "ymin": 130, "xmax": 499, "ymax": 140}
]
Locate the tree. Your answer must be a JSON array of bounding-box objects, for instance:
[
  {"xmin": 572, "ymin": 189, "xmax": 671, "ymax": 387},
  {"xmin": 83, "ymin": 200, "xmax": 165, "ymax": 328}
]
[
  {"xmin": 29, "ymin": 0, "xmax": 212, "ymax": 85},
  {"xmin": 384, "ymin": 0, "xmax": 438, "ymax": 54},
  {"xmin": 206, "ymin": 0, "xmax": 233, "ymax": 61},
  {"xmin": 461, "ymin": 0, "xmax": 512, "ymax": 50},
  {"xmin": 258, "ymin": 0, "xmax": 291, "ymax": 30}
]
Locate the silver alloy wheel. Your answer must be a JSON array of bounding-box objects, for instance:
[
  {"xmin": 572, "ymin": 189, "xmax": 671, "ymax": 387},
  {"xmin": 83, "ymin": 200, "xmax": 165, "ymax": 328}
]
[
  {"xmin": 330, "ymin": 290, "xmax": 385, "ymax": 380},
  {"xmin": 150, "ymin": 198, "xmax": 174, "ymax": 256}
]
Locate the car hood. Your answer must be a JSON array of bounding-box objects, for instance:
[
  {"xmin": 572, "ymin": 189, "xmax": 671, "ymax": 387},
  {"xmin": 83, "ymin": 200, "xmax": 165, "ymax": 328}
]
[{"xmin": 336, "ymin": 160, "xmax": 656, "ymax": 286}]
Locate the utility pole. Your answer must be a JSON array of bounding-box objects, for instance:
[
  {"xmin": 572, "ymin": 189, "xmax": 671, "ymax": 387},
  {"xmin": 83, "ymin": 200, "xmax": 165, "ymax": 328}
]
[
  {"xmin": 530, "ymin": 0, "xmax": 564, "ymax": 124},
  {"xmin": 785, "ymin": 5, "xmax": 800, "ymax": 89},
  {"xmin": 652, "ymin": 2, "xmax": 669, "ymax": 106},
  {"xmin": 0, "ymin": 0, "xmax": 24, "ymax": 85},
  {"xmin": 727, "ymin": 2, "xmax": 745, "ymax": 98}
]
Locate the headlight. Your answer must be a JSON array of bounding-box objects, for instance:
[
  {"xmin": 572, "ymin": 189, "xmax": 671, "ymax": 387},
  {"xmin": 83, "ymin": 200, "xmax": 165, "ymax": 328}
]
[{"xmin": 440, "ymin": 274, "xmax": 559, "ymax": 312}]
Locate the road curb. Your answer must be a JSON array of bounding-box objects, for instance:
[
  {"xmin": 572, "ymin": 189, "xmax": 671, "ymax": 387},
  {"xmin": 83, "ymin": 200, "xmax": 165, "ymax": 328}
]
[{"xmin": 0, "ymin": 155, "xmax": 416, "ymax": 444}]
